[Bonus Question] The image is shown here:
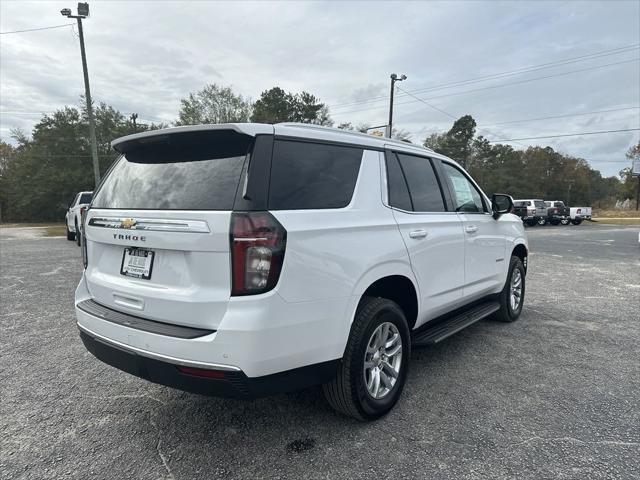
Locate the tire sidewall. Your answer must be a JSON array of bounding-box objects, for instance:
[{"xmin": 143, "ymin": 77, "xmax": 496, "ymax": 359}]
[
  {"xmin": 351, "ymin": 302, "xmax": 410, "ymax": 419},
  {"xmin": 505, "ymin": 258, "xmax": 525, "ymax": 320}
]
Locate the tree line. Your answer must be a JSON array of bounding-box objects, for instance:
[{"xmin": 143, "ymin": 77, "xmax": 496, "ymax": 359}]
[{"xmin": 0, "ymin": 83, "xmax": 637, "ymax": 221}]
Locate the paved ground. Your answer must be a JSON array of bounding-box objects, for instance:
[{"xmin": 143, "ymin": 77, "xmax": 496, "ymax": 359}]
[{"xmin": 1, "ymin": 224, "xmax": 639, "ymax": 480}]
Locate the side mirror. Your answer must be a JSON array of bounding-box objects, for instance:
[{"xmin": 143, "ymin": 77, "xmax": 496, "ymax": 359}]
[{"xmin": 492, "ymin": 194, "xmax": 514, "ymax": 219}]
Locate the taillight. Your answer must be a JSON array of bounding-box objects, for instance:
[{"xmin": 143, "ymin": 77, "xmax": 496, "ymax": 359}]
[
  {"xmin": 230, "ymin": 212, "xmax": 286, "ymax": 296},
  {"xmin": 81, "ymin": 208, "xmax": 88, "ymax": 269}
]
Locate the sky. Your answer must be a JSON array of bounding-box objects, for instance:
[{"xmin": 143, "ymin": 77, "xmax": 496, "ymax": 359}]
[{"xmin": 1, "ymin": 0, "xmax": 639, "ymax": 177}]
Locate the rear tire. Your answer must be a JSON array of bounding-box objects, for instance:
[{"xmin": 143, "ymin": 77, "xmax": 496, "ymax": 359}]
[
  {"xmin": 75, "ymin": 220, "xmax": 81, "ymax": 246},
  {"xmin": 571, "ymin": 218, "xmax": 583, "ymax": 226},
  {"xmin": 550, "ymin": 219, "xmax": 560, "ymax": 226},
  {"xmin": 492, "ymin": 256, "xmax": 525, "ymax": 323},
  {"xmin": 537, "ymin": 218, "xmax": 547, "ymax": 226},
  {"xmin": 66, "ymin": 225, "xmax": 75, "ymax": 241},
  {"xmin": 525, "ymin": 219, "xmax": 536, "ymax": 227},
  {"xmin": 560, "ymin": 218, "xmax": 570, "ymax": 226},
  {"xmin": 322, "ymin": 297, "xmax": 410, "ymax": 421}
]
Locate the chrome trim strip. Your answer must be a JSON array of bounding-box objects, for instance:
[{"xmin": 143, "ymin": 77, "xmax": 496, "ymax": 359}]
[
  {"xmin": 77, "ymin": 323, "xmax": 241, "ymax": 372},
  {"xmin": 88, "ymin": 217, "xmax": 210, "ymax": 233}
]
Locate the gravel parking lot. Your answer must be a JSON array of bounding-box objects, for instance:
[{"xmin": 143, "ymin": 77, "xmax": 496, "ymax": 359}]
[{"xmin": 1, "ymin": 224, "xmax": 639, "ymax": 480}]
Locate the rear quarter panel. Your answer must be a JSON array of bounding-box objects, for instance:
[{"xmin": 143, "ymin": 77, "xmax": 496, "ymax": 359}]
[{"xmin": 271, "ymin": 150, "xmax": 414, "ymax": 355}]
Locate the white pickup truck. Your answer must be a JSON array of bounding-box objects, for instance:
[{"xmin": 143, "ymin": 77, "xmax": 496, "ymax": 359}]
[
  {"xmin": 65, "ymin": 191, "xmax": 93, "ymax": 245},
  {"xmin": 569, "ymin": 206, "xmax": 592, "ymax": 225}
]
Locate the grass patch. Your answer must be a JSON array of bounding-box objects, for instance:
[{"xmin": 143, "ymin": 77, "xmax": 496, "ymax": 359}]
[
  {"xmin": 43, "ymin": 225, "xmax": 68, "ymax": 237},
  {"xmin": 590, "ymin": 218, "xmax": 640, "ymax": 225},
  {"xmin": 1, "ymin": 222, "xmax": 65, "ymax": 228},
  {"xmin": 592, "ymin": 210, "xmax": 640, "ymax": 218}
]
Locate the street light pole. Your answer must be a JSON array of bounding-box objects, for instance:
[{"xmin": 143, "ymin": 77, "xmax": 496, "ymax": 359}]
[
  {"xmin": 386, "ymin": 73, "xmax": 406, "ymax": 138},
  {"xmin": 62, "ymin": 3, "xmax": 100, "ymax": 187}
]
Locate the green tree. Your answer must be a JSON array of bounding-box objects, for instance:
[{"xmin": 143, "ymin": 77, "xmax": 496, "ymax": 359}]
[
  {"xmin": 424, "ymin": 115, "xmax": 624, "ymax": 207},
  {"xmin": 176, "ymin": 84, "xmax": 252, "ymax": 125},
  {"xmin": 251, "ymin": 87, "xmax": 332, "ymax": 125},
  {"xmin": 0, "ymin": 99, "xmax": 163, "ymax": 221},
  {"xmin": 424, "ymin": 115, "xmax": 476, "ymax": 168},
  {"xmin": 620, "ymin": 142, "xmax": 640, "ymax": 206}
]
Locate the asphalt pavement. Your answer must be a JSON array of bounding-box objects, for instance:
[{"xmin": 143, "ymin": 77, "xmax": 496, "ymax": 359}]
[{"xmin": 1, "ymin": 223, "xmax": 639, "ymax": 480}]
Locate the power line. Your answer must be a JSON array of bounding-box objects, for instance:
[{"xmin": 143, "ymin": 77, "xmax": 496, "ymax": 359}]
[
  {"xmin": 330, "ymin": 43, "xmax": 640, "ymax": 109},
  {"xmin": 396, "ymin": 86, "xmax": 457, "ymax": 119},
  {"xmin": 0, "ymin": 23, "xmax": 75, "ymax": 35},
  {"xmin": 396, "ymin": 86, "xmax": 528, "ymax": 147},
  {"xmin": 334, "ymin": 58, "xmax": 639, "ymax": 117},
  {"xmin": 488, "ymin": 128, "xmax": 640, "ymax": 143},
  {"xmin": 480, "ymin": 106, "xmax": 640, "ymax": 127}
]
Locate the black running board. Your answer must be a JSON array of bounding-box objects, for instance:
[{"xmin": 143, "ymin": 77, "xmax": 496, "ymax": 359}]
[{"xmin": 412, "ymin": 301, "xmax": 500, "ymax": 346}]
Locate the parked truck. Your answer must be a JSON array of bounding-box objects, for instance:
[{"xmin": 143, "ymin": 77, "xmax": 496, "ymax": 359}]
[
  {"xmin": 543, "ymin": 200, "xmax": 570, "ymax": 225},
  {"xmin": 513, "ymin": 199, "xmax": 547, "ymax": 226},
  {"xmin": 545, "ymin": 201, "xmax": 593, "ymax": 225}
]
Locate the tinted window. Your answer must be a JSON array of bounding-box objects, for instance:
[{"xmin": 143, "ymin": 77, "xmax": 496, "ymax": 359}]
[
  {"xmin": 79, "ymin": 193, "xmax": 93, "ymax": 204},
  {"xmin": 441, "ymin": 163, "xmax": 486, "ymax": 213},
  {"xmin": 395, "ymin": 153, "xmax": 445, "ymax": 212},
  {"xmin": 386, "ymin": 153, "xmax": 412, "ymax": 211},
  {"xmin": 269, "ymin": 140, "xmax": 363, "ymax": 210},
  {"xmin": 92, "ymin": 131, "xmax": 251, "ymax": 210},
  {"xmin": 534, "ymin": 200, "xmax": 546, "ymax": 210}
]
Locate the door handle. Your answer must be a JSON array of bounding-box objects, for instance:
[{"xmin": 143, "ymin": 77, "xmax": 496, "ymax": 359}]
[
  {"xmin": 465, "ymin": 225, "xmax": 479, "ymax": 234},
  {"xmin": 409, "ymin": 229, "xmax": 428, "ymax": 239}
]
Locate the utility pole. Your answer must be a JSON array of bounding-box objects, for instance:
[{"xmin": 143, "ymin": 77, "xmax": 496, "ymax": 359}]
[
  {"xmin": 61, "ymin": 3, "xmax": 100, "ymax": 187},
  {"xmin": 386, "ymin": 73, "xmax": 406, "ymax": 138},
  {"xmin": 130, "ymin": 113, "xmax": 138, "ymax": 133}
]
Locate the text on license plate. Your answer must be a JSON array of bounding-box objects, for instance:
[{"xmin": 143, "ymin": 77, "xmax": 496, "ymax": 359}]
[{"xmin": 120, "ymin": 248, "xmax": 154, "ymax": 280}]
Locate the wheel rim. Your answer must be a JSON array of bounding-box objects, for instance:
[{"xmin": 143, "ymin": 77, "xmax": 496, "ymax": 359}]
[
  {"xmin": 363, "ymin": 322, "xmax": 402, "ymax": 400},
  {"xmin": 510, "ymin": 268, "xmax": 523, "ymax": 312}
]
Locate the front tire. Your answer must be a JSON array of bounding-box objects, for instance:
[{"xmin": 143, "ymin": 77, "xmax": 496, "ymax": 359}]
[
  {"xmin": 492, "ymin": 256, "xmax": 525, "ymax": 322},
  {"xmin": 571, "ymin": 218, "xmax": 583, "ymax": 226},
  {"xmin": 525, "ymin": 219, "xmax": 537, "ymax": 227},
  {"xmin": 322, "ymin": 297, "xmax": 410, "ymax": 421},
  {"xmin": 560, "ymin": 217, "xmax": 570, "ymax": 226},
  {"xmin": 537, "ymin": 218, "xmax": 547, "ymax": 226},
  {"xmin": 66, "ymin": 225, "xmax": 75, "ymax": 241}
]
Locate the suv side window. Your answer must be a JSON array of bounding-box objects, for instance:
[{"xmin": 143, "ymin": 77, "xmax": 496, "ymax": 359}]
[
  {"xmin": 390, "ymin": 153, "xmax": 445, "ymax": 212},
  {"xmin": 441, "ymin": 162, "xmax": 486, "ymax": 213},
  {"xmin": 269, "ymin": 140, "xmax": 363, "ymax": 210},
  {"xmin": 385, "ymin": 153, "xmax": 412, "ymax": 211}
]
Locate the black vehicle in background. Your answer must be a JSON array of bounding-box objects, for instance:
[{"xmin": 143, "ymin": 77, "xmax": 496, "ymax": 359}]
[{"xmin": 543, "ymin": 200, "xmax": 571, "ymax": 225}]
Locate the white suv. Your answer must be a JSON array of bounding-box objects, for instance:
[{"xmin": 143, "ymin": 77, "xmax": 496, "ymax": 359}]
[
  {"xmin": 65, "ymin": 191, "xmax": 93, "ymax": 245},
  {"xmin": 75, "ymin": 123, "xmax": 528, "ymax": 420}
]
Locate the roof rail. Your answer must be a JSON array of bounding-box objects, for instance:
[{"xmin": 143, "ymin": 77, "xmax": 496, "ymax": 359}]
[{"xmin": 276, "ymin": 122, "xmax": 434, "ymax": 152}]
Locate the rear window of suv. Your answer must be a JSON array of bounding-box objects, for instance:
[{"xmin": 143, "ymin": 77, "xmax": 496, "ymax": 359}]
[
  {"xmin": 92, "ymin": 131, "xmax": 252, "ymax": 210},
  {"xmin": 79, "ymin": 193, "xmax": 93, "ymax": 204},
  {"xmin": 268, "ymin": 140, "xmax": 363, "ymax": 210}
]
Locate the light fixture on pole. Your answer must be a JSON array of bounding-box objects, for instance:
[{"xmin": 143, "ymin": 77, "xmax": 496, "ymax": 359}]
[
  {"xmin": 61, "ymin": 3, "xmax": 100, "ymax": 187},
  {"xmin": 386, "ymin": 73, "xmax": 407, "ymax": 138}
]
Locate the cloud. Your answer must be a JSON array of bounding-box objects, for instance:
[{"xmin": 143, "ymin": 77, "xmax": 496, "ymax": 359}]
[{"xmin": 1, "ymin": 0, "xmax": 638, "ymax": 175}]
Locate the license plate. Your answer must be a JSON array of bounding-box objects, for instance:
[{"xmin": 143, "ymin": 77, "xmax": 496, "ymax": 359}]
[{"xmin": 120, "ymin": 248, "xmax": 154, "ymax": 280}]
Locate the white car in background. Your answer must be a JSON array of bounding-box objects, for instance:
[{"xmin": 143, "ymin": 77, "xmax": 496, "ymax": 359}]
[
  {"xmin": 65, "ymin": 191, "xmax": 93, "ymax": 245},
  {"xmin": 74, "ymin": 123, "xmax": 528, "ymax": 420}
]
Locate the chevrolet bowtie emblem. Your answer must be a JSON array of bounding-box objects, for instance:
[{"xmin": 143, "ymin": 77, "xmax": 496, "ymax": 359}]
[{"xmin": 120, "ymin": 218, "xmax": 136, "ymax": 229}]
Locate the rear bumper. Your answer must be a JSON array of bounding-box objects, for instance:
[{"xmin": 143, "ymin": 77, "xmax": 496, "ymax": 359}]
[{"xmin": 79, "ymin": 326, "xmax": 338, "ymax": 399}]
